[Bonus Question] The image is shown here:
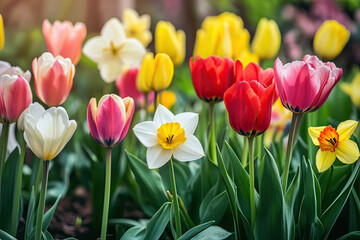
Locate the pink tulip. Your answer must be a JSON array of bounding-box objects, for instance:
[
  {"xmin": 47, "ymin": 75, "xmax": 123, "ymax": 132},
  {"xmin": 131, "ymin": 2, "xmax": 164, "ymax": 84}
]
[
  {"xmin": 115, "ymin": 66, "xmax": 145, "ymax": 107},
  {"xmin": 32, "ymin": 52, "xmax": 75, "ymax": 107},
  {"xmin": 87, "ymin": 94, "xmax": 135, "ymax": 148},
  {"xmin": 42, "ymin": 19, "xmax": 87, "ymax": 65},
  {"xmin": 274, "ymin": 54, "xmax": 342, "ymax": 113},
  {"xmin": 0, "ymin": 75, "xmax": 32, "ymax": 124}
]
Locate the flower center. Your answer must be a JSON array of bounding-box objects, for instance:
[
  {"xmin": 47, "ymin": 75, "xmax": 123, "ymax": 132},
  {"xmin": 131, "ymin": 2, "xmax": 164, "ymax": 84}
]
[
  {"xmin": 318, "ymin": 125, "xmax": 339, "ymax": 152},
  {"xmin": 103, "ymin": 41, "xmax": 123, "ymax": 57},
  {"xmin": 157, "ymin": 122, "xmax": 186, "ymax": 149}
]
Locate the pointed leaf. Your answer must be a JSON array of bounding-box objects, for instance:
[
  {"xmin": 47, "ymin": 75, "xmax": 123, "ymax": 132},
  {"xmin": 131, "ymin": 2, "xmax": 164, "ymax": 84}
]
[
  {"xmin": 25, "ymin": 187, "xmax": 36, "ymax": 239},
  {"xmin": 192, "ymin": 226, "xmax": 233, "ymax": 240},
  {"xmin": 42, "ymin": 194, "xmax": 61, "ymax": 232},
  {"xmin": 178, "ymin": 221, "xmax": 214, "ymax": 240},
  {"xmin": 0, "ymin": 230, "xmax": 17, "ymax": 240},
  {"xmin": 337, "ymin": 231, "xmax": 360, "ymax": 240},
  {"xmin": 120, "ymin": 225, "xmax": 146, "ymax": 240},
  {"xmin": 144, "ymin": 202, "xmax": 171, "ymax": 240}
]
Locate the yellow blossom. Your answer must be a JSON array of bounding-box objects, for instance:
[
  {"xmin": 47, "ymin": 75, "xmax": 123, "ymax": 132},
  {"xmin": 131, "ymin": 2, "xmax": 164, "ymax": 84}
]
[
  {"xmin": 122, "ymin": 8, "xmax": 152, "ymax": 47},
  {"xmin": 148, "ymin": 90, "xmax": 177, "ymax": 113},
  {"xmin": 341, "ymin": 72, "xmax": 360, "ymax": 108}
]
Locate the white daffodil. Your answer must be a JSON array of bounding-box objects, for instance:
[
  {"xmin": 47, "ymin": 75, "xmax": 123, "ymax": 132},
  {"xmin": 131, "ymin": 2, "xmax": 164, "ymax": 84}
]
[
  {"xmin": 83, "ymin": 18, "xmax": 146, "ymax": 83},
  {"xmin": 23, "ymin": 102, "xmax": 77, "ymax": 161},
  {"xmin": 133, "ymin": 104, "xmax": 205, "ymax": 169}
]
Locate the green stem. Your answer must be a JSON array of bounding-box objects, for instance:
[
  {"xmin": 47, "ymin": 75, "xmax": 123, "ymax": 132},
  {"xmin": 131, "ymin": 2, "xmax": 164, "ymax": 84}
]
[
  {"xmin": 35, "ymin": 159, "xmax": 43, "ymax": 200},
  {"xmin": 307, "ymin": 113, "xmax": 314, "ymax": 162},
  {"xmin": 169, "ymin": 158, "xmax": 181, "ymax": 239},
  {"xmin": 101, "ymin": 148, "xmax": 112, "ymax": 240},
  {"xmin": 11, "ymin": 135, "xmax": 26, "ymax": 236},
  {"xmin": 35, "ymin": 161, "xmax": 49, "ymax": 240},
  {"xmin": 248, "ymin": 137, "xmax": 256, "ymax": 229},
  {"xmin": 0, "ymin": 123, "xmax": 10, "ymax": 224},
  {"xmin": 209, "ymin": 104, "xmax": 218, "ymax": 165},
  {"xmin": 154, "ymin": 91, "xmax": 158, "ymax": 114},
  {"xmin": 281, "ymin": 113, "xmax": 303, "ymax": 192},
  {"xmin": 256, "ymin": 134, "xmax": 263, "ymax": 161},
  {"xmin": 241, "ymin": 137, "xmax": 248, "ymax": 167}
]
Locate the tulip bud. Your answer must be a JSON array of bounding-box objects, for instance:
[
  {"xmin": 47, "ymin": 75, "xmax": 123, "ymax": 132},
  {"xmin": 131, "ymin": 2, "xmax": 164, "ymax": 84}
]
[
  {"xmin": 0, "ymin": 14, "xmax": 4, "ymax": 51},
  {"xmin": 251, "ymin": 18, "xmax": 281, "ymax": 60},
  {"xmin": 32, "ymin": 52, "xmax": 75, "ymax": 107},
  {"xmin": 313, "ymin": 20, "xmax": 350, "ymax": 60},
  {"xmin": 87, "ymin": 94, "xmax": 135, "ymax": 148},
  {"xmin": 137, "ymin": 52, "xmax": 173, "ymax": 92},
  {"xmin": 155, "ymin": 21, "xmax": 185, "ymax": 66},
  {"xmin": 42, "ymin": 19, "xmax": 87, "ymax": 65}
]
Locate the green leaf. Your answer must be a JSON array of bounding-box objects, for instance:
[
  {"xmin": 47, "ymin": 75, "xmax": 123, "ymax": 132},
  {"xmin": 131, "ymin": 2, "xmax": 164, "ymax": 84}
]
[
  {"xmin": 25, "ymin": 187, "xmax": 36, "ymax": 240},
  {"xmin": 192, "ymin": 226, "xmax": 233, "ymax": 240},
  {"xmin": 337, "ymin": 231, "xmax": 360, "ymax": 240},
  {"xmin": 120, "ymin": 225, "xmax": 146, "ymax": 240},
  {"xmin": 320, "ymin": 160, "xmax": 360, "ymax": 239},
  {"xmin": 43, "ymin": 230, "xmax": 54, "ymax": 240},
  {"xmin": 178, "ymin": 221, "xmax": 214, "ymax": 240},
  {"xmin": 298, "ymin": 158, "xmax": 323, "ymax": 240},
  {"xmin": 42, "ymin": 194, "xmax": 61, "ymax": 232},
  {"xmin": 254, "ymin": 148, "xmax": 294, "ymax": 240},
  {"xmin": 109, "ymin": 218, "xmax": 143, "ymax": 227},
  {"xmin": 0, "ymin": 229, "xmax": 17, "ymax": 240},
  {"xmin": 144, "ymin": 202, "xmax": 171, "ymax": 240},
  {"xmin": 125, "ymin": 151, "xmax": 167, "ymax": 213}
]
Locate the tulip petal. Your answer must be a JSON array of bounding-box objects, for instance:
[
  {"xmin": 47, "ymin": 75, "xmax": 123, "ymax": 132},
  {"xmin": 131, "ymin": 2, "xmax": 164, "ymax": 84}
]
[
  {"xmin": 308, "ymin": 126, "xmax": 326, "ymax": 146},
  {"xmin": 154, "ymin": 104, "xmax": 174, "ymax": 125},
  {"xmin": 24, "ymin": 118, "xmax": 46, "ymax": 160},
  {"xmin": 316, "ymin": 149, "xmax": 336, "ymax": 173},
  {"xmin": 146, "ymin": 145, "xmax": 172, "ymax": 169},
  {"xmin": 337, "ymin": 120, "xmax": 358, "ymax": 142},
  {"xmin": 173, "ymin": 135, "xmax": 204, "ymax": 162},
  {"xmin": 133, "ymin": 121, "xmax": 159, "ymax": 147},
  {"xmin": 336, "ymin": 139, "xmax": 360, "ymax": 164},
  {"xmin": 174, "ymin": 112, "xmax": 198, "ymax": 136},
  {"xmin": 52, "ymin": 120, "xmax": 77, "ymax": 160}
]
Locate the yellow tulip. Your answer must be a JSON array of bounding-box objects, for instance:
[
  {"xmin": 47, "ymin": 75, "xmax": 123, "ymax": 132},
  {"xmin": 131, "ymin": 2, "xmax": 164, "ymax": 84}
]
[
  {"xmin": 193, "ymin": 12, "xmax": 250, "ymax": 60},
  {"xmin": 251, "ymin": 18, "xmax": 281, "ymax": 60},
  {"xmin": 137, "ymin": 52, "xmax": 173, "ymax": 92},
  {"xmin": 341, "ymin": 72, "xmax": 360, "ymax": 108},
  {"xmin": 122, "ymin": 8, "xmax": 152, "ymax": 47},
  {"xmin": 155, "ymin": 21, "xmax": 185, "ymax": 66},
  {"xmin": 237, "ymin": 50, "xmax": 259, "ymax": 67},
  {"xmin": 0, "ymin": 14, "xmax": 4, "ymax": 51},
  {"xmin": 313, "ymin": 20, "xmax": 350, "ymax": 60}
]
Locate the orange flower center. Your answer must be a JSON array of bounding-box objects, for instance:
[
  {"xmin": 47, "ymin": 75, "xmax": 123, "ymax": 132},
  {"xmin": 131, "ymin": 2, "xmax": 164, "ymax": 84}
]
[
  {"xmin": 157, "ymin": 122, "xmax": 186, "ymax": 149},
  {"xmin": 318, "ymin": 125, "xmax": 339, "ymax": 152}
]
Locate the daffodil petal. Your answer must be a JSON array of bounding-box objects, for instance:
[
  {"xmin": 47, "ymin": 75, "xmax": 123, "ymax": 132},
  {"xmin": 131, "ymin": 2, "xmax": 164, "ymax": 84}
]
[
  {"xmin": 119, "ymin": 39, "xmax": 146, "ymax": 66},
  {"xmin": 98, "ymin": 59, "xmax": 123, "ymax": 83},
  {"xmin": 154, "ymin": 104, "xmax": 174, "ymax": 125},
  {"xmin": 146, "ymin": 145, "xmax": 172, "ymax": 169},
  {"xmin": 82, "ymin": 36, "xmax": 109, "ymax": 63},
  {"xmin": 173, "ymin": 135, "xmax": 205, "ymax": 162},
  {"xmin": 133, "ymin": 121, "xmax": 159, "ymax": 147},
  {"xmin": 174, "ymin": 112, "xmax": 198, "ymax": 136},
  {"xmin": 337, "ymin": 120, "xmax": 358, "ymax": 142},
  {"xmin": 336, "ymin": 139, "xmax": 360, "ymax": 164},
  {"xmin": 308, "ymin": 126, "xmax": 326, "ymax": 146},
  {"xmin": 316, "ymin": 149, "xmax": 336, "ymax": 173},
  {"xmin": 101, "ymin": 18, "xmax": 126, "ymax": 46}
]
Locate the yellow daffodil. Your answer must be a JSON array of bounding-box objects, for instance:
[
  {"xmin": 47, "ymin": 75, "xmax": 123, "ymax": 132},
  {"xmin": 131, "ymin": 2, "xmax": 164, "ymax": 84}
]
[
  {"xmin": 155, "ymin": 21, "xmax": 185, "ymax": 66},
  {"xmin": 313, "ymin": 20, "xmax": 350, "ymax": 60},
  {"xmin": 308, "ymin": 120, "xmax": 360, "ymax": 173},
  {"xmin": 122, "ymin": 8, "xmax": 152, "ymax": 47},
  {"xmin": 137, "ymin": 52, "xmax": 173, "ymax": 92},
  {"xmin": 251, "ymin": 18, "xmax": 281, "ymax": 60},
  {"xmin": 341, "ymin": 72, "xmax": 360, "ymax": 108},
  {"xmin": 193, "ymin": 12, "xmax": 250, "ymax": 60},
  {"xmin": 148, "ymin": 90, "xmax": 177, "ymax": 112},
  {"xmin": 0, "ymin": 14, "xmax": 4, "ymax": 51}
]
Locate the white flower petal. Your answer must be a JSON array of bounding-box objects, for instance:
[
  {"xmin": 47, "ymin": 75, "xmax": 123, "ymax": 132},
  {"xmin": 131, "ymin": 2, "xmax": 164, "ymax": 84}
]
[
  {"xmin": 23, "ymin": 126, "xmax": 45, "ymax": 160},
  {"xmin": 174, "ymin": 112, "xmax": 198, "ymax": 136},
  {"xmin": 146, "ymin": 145, "xmax": 172, "ymax": 169},
  {"xmin": 133, "ymin": 121, "xmax": 159, "ymax": 147},
  {"xmin": 119, "ymin": 39, "xmax": 146, "ymax": 66},
  {"xmin": 154, "ymin": 104, "xmax": 174, "ymax": 125},
  {"xmin": 173, "ymin": 135, "xmax": 205, "ymax": 162},
  {"xmin": 52, "ymin": 120, "xmax": 77, "ymax": 159},
  {"xmin": 98, "ymin": 58, "xmax": 124, "ymax": 83},
  {"xmin": 101, "ymin": 18, "xmax": 126, "ymax": 46},
  {"xmin": 82, "ymin": 36, "xmax": 109, "ymax": 63}
]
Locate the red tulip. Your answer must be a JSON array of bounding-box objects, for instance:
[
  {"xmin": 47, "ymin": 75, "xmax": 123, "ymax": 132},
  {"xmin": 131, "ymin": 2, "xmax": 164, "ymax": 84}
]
[
  {"xmin": 224, "ymin": 77, "xmax": 275, "ymax": 137},
  {"xmin": 189, "ymin": 55, "xmax": 235, "ymax": 103},
  {"xmin": 87, "ymin": 94, "xmax": 134, "ymax": 148},
  {"xmin": 274, "ymin": 54, "xmax": 342, "ymax": 113}
]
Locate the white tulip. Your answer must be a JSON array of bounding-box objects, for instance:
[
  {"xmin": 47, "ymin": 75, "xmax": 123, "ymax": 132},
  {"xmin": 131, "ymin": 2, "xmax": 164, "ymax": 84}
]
[{"xmin": 23, "ymin": 103, "xmax": 77, "ymax": 161}]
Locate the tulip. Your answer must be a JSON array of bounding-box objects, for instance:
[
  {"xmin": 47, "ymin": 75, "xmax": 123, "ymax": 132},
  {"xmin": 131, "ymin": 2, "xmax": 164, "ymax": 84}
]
[
  {"xmin": 32, "ymin": 52, "xmax": 75, "ymax": 107},
  {"xmin": 189, "ymin": 55, "xmax": 235, "ymax": 103},
  {"xmin": 22, "ymin": 103, "xmax": 76, "ymax": 240},
  {"xmin": 138, "ymin": 52, "xmax": 173, "ymax": 92},
  {"xmin": 251, "ymin": 18, "xmax": 281, "ymax": 60},
  {"xmin": 83, "ymin": 18, "xmax": 146, "ymax": 83},
  {"xmin": 341, "ymin": 72, "xmax": 360, "ymax": 108},
  {"xmin": 0, "ymin": 60, "xmax": 31, "ymax": 81},
  {"xmin": 0, "ymin": 14, "xmax": 4, "ymax": 51},
  {"xmin": 148, "ymin": 90, "xmax": 177, "ymax": 112},
  {"xmin": 274, "ymin": 54, "xmax": 342, "ymax": 113},
  {"xmin": 122, "ymin": 8, "xmax": 152, "ymax": 47},
  {"xmin": 42, "ymin": 19, "xmax": 87, "ymax": 65},
  {"xmin": 313, "ymin": 20, "xmax": 350, "ymax": 60},
  {"xmin": 116, "ymin": 66, "xmax": 145, "ymax": 107},
  {"xmin": 155, "ymin": 21, "xmax": 185, "ymax": 66},
  {"xmin": 87, "ymin": 94, "xmax": 134, "ymax": 148}
]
